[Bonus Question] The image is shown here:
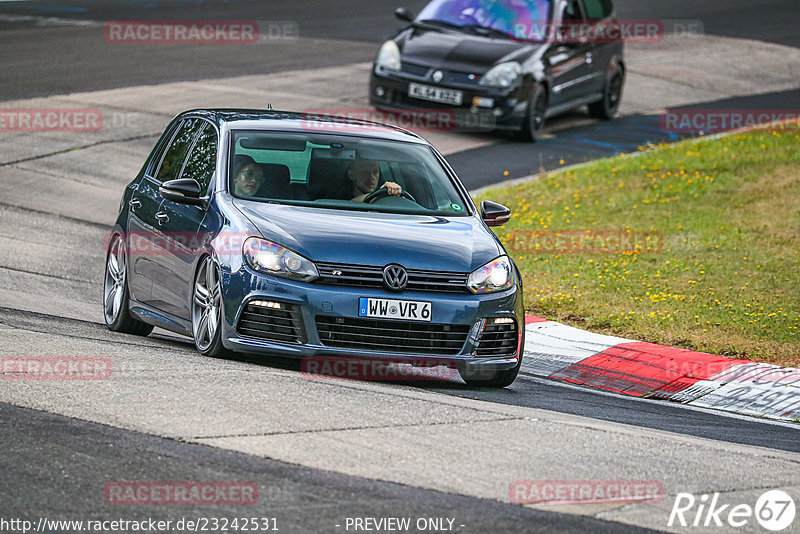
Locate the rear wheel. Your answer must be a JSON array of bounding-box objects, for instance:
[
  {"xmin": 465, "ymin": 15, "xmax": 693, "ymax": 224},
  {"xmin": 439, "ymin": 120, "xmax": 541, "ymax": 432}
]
[
  {"xmin": 588, "ymin": 63, "xmax": 624, "ymax": 120},
  {"xmin": 516, "ymin": 84, "xmax": 547, "ymax": 142},
  {"xmin": 192, "ymin": 256, "xmax": 231, "ymax": 358},
  {"xmin": 103, "ymin": 235, "xmax": 153, "ymax": 336}
]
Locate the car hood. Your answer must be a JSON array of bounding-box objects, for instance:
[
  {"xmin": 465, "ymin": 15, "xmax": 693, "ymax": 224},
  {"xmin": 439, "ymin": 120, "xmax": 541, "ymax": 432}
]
[
  {"xmin": 397, "ymin": 28, "xmax": 538, "ymax": 73},
  {"xmin": 233, "ymin": 200, "xmax": 503, "ymax": 273}
]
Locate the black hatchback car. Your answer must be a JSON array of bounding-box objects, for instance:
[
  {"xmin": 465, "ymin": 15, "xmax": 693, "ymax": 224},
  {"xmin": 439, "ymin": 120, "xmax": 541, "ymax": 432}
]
[{"xmin": 370, "ymin": 0, "xmax": 625, "ymax": 140}]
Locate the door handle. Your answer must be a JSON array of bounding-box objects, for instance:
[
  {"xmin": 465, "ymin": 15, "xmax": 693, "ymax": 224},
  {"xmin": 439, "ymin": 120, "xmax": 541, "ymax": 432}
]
[
  {"xmin": 129, "ymin": 198, "xmax": 141, "ymax": 211},
  {"xmin": 155, "ymin": 211, "xmax": 169, "ymax": 225}
]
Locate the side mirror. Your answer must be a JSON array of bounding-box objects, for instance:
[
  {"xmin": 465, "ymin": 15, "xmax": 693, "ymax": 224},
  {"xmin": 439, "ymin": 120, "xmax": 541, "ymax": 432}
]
[
  {"xmin": 395, "ymin": 7, "xmax": 414, "ymax": 22},
  {"xmin": 481, "ymin": 200, "xmax": 511, "ymax": 227},
  {"xmin": 159, "ymin": 178, "xmax": 205, "ymax": 206}
]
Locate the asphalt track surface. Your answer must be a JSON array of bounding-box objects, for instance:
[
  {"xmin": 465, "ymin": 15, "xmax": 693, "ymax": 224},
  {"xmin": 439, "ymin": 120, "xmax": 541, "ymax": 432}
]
[
  {"xmin": 1, "ymin": 401, "xmax": 656, "ymax": 534},
  {"xmin": 2, "ymin": 1, "xmax": 800, "ymax": 531}
]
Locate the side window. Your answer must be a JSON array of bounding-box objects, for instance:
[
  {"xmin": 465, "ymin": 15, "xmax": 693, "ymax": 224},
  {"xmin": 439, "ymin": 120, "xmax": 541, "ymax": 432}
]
[
  {"xmin": 582, "ymin": 0, "xmax": 613, "ymax": 20},
  {"xmin": 181, "ymin": 123, "xmax": 217, "ymax": 194},
  {"xmin": 155, "ymin": 118, "xmax": 198, "ymax": 183}
]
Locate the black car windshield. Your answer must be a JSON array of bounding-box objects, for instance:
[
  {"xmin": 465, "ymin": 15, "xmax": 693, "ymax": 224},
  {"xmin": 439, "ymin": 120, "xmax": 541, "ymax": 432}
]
[
  {"xmin": 228, "ymin": 130, "xmax": 471, "ymax": 216},
  {"xmin": 417, "ymin": 0, "xmax": 552, "ymax": 41}
]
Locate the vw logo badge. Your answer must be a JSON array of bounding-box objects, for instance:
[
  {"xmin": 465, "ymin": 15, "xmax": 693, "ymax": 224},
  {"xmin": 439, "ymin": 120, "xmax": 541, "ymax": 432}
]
[
  {"xmin": 383, "ymin": 264, "xmax": 408, "ymax": 291},
  {"xmin": 432, "ymin": 70, "xmax": 444, "ymax": 83}
]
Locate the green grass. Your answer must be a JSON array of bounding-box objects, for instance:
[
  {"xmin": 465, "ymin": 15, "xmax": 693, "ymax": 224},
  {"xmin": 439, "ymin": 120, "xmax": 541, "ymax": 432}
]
[{"xmin": 476, "ymin": 127, "xmax": 800, "ymax": 367}]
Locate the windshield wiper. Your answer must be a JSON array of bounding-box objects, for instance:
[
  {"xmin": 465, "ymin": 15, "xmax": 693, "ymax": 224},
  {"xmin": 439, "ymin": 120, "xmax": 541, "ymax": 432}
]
[
  {"xmin": 415, "ymin": 19, "xmax": 468, "ymax": 31},
  {"xmin": 461, "ymin": 24, "xmax": 518, "ymax": 40}
]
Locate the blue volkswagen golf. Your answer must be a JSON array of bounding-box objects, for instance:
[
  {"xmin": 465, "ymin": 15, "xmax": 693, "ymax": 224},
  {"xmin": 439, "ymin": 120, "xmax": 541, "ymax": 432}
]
[{"xmin": 104, "ymin": 110, "xmax": 524, "ymax": 387}]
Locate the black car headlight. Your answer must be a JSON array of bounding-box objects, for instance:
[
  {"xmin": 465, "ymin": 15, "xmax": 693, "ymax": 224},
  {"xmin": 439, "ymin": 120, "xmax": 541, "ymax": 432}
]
[
  {"xmin": 243, "ymin": 237, "xmax": 318, "ymax": 281},
  {"xmin": 376, "ymin": 40, "xmax": 401, "ymax": 71},
  {"xmin": 479, "ymin": 62, "xmax": 522, "ymax": 89},
  {"xmin": 467, "ymin": 256, "xmax": 515, "ymax": 294}
]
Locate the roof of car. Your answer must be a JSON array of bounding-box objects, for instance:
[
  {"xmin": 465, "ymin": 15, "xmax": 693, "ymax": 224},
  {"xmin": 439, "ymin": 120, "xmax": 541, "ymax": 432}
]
[{"xmin": 177, "ymin": 109, "xmax": 429, "ymax": 144}]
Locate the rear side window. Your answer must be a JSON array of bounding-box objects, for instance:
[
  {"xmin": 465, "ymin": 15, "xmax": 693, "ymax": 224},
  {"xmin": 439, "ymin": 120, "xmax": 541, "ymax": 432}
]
[
  {"xmin": 181, "ymin": 123, "xmax": 218, "ymax": 194},
  {"xmin": 582, "ymin": 0, "xmax": 613, "ymax": 20},
  {"xmin": 155, "ymin": 118, "xmax": 199, "ymax": 183}
]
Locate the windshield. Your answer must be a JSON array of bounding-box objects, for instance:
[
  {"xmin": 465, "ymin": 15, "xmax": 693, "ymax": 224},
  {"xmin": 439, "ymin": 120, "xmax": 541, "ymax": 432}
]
[
  {"xmin": 228, "ymin": 131, "xmax": 471, "ymax": 216},
  {"xmin": 417, "ymin": 0, "xmax": 551, "ymax": 40}
]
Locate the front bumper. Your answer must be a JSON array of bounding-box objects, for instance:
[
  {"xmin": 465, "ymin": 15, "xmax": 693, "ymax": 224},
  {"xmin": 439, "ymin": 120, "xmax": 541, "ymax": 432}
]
[
  {"xmin": 218, "ymin": 266, "xmax": 524, "ymax": 373},
  {"xmin": 369, "ymin": 65, "xmax": 529, "ymax": 133}
]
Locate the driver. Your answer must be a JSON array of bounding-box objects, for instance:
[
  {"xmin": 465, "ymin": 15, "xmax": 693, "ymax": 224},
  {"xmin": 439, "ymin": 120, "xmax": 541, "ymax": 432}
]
[{"xmin": 347, "ymin": 159, "xmax": 402, "ymax": 202}]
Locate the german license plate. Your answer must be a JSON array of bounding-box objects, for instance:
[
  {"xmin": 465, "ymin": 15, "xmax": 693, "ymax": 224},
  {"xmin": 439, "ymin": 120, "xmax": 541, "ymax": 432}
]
[
  {"xmin": 408, "ymin": 82, "xmax": 463, "ymax": 106},
  {"xmin": 359, "ymin": 297, "xmax": 432, "ymax": 322}
]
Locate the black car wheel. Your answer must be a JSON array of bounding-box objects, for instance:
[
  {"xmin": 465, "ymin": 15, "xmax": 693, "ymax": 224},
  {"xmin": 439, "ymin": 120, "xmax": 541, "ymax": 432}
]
[
  {"xmin": 103, "ymin": 234, "xmax": 154, "ymax": 336},
  {"xmin": 517, "ymin": 84, "xmax": 547, "ymax": 142},
  {"xmin": 588, "ymin": 63, "xmax": 624, "ymax": 120},
  {"xmin": 192, "ymin": 255, "xmax": 230, "ymax": 357}
]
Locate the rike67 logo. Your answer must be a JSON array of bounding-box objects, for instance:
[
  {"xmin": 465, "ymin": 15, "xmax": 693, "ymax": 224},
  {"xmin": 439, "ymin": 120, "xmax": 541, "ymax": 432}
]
[{"xmin": 669, "ymin": 490, "xmax": 795, "ymax": 531}]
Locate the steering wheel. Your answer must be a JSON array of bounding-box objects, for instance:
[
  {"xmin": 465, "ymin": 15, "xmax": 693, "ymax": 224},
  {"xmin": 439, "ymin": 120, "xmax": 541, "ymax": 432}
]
[{"xmin": 363, "ymin": 188, "xmax": 417, "ymax": 204}]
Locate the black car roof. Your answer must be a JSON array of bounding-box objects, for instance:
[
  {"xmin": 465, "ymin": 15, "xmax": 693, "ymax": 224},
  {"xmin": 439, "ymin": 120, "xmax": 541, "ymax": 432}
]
[{"xmin": 176, "ymin": 109, "xmax": 428, "ymax": 144}]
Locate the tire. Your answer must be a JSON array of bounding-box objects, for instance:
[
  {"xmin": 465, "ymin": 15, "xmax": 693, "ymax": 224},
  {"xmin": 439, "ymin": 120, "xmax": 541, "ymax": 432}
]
[
  {"xmin": 103, "ymin": 234, "xmax": 154, "ymax": 336},
  {"xmin": 516, "ymin": 84, "xmax": 547, "ymax": 142},
  {"xmin": 588, "ymin": 62, "xmax": 624, "ymax": 120},
  {"xmin": 192, "ymin": 255, "xmax": 231, "ymax": 358}
]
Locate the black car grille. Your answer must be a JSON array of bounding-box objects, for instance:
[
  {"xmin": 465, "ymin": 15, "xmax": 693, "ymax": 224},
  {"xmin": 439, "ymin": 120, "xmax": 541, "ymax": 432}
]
[
  {"xmin": 316, "ymin": 316, "xmax": 470, "ymax": 355},
  {"xmin": 315, "ymin": 262, "xmax": 470, "ymax": 293},
  {"xmin": 237, "ymin": 301, "xmax": 305, "ymax": 344},
  {"xmin": 475, "ymin": 320, "xmax": 519, "ymax": 356},
  {"xmin": 401, "ymin": 62, "xmax": 430, "ymax": 77}
]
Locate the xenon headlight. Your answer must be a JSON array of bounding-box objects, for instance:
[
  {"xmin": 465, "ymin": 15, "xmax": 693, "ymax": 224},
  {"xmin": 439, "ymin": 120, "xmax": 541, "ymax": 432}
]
[
  {"xmin": 467, "ymin": 256, "xmax": 515, "ymax": 294},
  {"xmin": 376, "ymin": 40, "xmax": 401, "ymax": 71},
  {"xmin": 243, "ymin": 237, "xmax": 318, "ymax": 281},
  {"xmin": 479, "ymin": 62, "xmax": 522, "ymax": 89}
]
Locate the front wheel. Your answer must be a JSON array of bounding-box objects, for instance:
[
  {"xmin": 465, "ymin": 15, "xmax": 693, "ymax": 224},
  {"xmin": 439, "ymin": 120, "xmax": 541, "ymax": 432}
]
[
  {"xmin": 516, "ymin": 84, "xmax": 547, "ymax": 142},
  {"xmin": 588, "ymin": 63, "xmax": 624, "ymax": 120},
  {"xmin": 103, "ymin": 234, "xmax": 154, "ymax": 336},
  {"xmin": 192, "ymin": 256, "xmax": 231, "ymax": 358}
]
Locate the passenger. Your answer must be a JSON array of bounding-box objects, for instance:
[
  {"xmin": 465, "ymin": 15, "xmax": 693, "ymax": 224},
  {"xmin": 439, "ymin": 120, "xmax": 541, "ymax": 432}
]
[
  {"xmin": 347, "ymin": 159, "xmax": 401, "ymax": 202},
  {"xmin": 232, "ymin": 155, "xmax": 264, "ymax": 198}
]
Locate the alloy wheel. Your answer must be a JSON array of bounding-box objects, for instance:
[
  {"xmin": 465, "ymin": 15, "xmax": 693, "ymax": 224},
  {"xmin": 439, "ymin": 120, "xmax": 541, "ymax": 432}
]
[
  {"xmin": 103, "ymin": 236, "xmax": 126, "ymax": 325},
  {"xmin": 192, "ymin": 256, "xmax": 222, "ymax": 352}
]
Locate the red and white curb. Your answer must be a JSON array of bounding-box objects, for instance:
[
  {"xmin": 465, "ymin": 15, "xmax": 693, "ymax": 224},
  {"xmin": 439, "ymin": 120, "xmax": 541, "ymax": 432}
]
[{"xmin": 521, "ymin": 315, "xmax": 800, "ymax": 423}]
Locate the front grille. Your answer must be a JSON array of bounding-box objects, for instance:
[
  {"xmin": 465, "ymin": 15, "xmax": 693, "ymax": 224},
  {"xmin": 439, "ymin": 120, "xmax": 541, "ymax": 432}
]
[
  {"xmin": 401, "ymin": 62, "xmax": 430, "ymax": 77},
  {"xmin": 475, "ymin": 320, "xmax": 519, "ymax": 356},
  {"xmin": 316, "ymin": 316, "xmax": 470, "ymax": 355},
  {"xmin": 237, "ymin": 301, "xmax": 305, "ymax": 344},
  {"xmin": 315, "ymin": 262, "xmax": 470, "ymax": 294}
]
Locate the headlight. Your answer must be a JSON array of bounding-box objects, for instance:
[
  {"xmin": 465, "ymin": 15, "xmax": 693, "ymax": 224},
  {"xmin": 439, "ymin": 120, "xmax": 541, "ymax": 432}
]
[
  {"xmin": 479, "ymin": 62, "xmax": 522, "ymax": 88},
  {"xmin": 243, "ymin": 237, "xmax": 318, "ymax": 282},
  {"xmin": 467, "ymin": 256, "xmax": 515, "ymax": 294},
  {"xmin": 376, "ymin": 40, "xmax": 401, "ymax": 71}
]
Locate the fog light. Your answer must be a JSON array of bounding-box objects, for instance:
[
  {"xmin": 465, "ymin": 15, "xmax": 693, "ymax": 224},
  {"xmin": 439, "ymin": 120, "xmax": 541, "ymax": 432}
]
[
  {"xmin": 493, "ymin": 108, "xmax": 504, "ymax": 117},
  {"xmin": 472, "ymin": 96, "xmax": 495, "ymax": 108},
  {"xmin": 375, "ymin": 86, "xmax": 386, "ymax": 97},
  {"xmin": 250, "ymin": 300, "xmax": 282, "ymax": 309}
]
